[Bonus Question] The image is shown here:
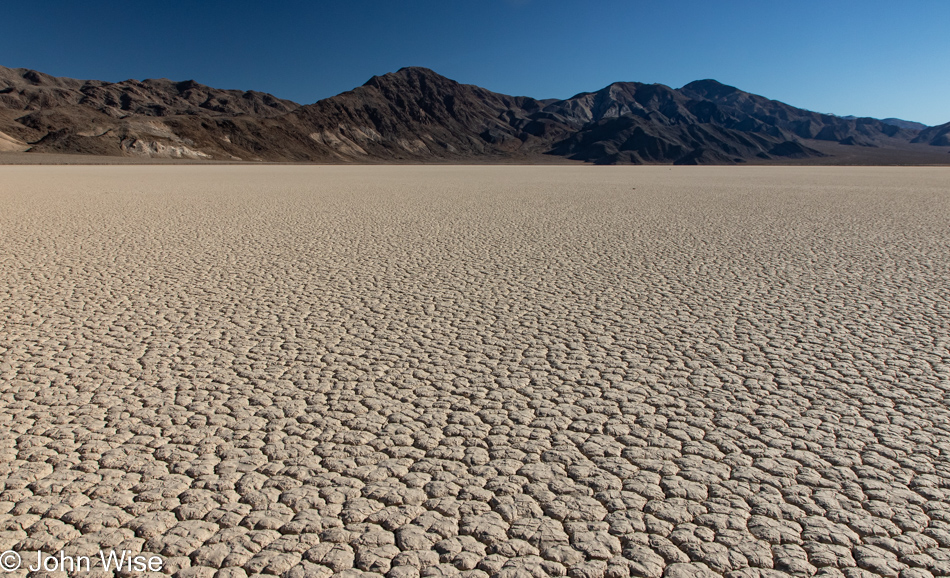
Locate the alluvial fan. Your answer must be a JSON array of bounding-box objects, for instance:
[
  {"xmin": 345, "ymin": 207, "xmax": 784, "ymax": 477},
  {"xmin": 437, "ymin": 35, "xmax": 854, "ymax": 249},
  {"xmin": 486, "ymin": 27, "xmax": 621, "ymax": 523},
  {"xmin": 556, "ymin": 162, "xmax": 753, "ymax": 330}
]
[{"xmin": 1, "ymin": 166, "xmax": 949, "ymax": 578}]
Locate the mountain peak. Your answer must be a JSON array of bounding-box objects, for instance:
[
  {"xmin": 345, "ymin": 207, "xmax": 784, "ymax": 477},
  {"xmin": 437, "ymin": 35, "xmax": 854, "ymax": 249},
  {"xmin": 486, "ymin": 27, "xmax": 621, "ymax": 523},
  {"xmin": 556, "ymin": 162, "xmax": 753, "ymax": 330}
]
[
  {"xmin": 363, "ymin": 67, "xmax": 452, "ymax": 88},
  {"xmin": 395, "ymin": 66, "xmax": 442, "ymax": 76},
  {"xmin": 680, "ymin": 79, "xmax": 741, "ymax": 99}
]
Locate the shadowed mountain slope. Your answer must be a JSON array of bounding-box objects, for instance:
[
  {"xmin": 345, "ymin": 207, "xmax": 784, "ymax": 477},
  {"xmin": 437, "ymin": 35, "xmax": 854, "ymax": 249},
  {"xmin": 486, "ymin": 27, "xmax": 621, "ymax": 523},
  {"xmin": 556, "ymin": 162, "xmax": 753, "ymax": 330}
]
[
  {"xmin": 913, "ymin": 121, "xmax": 950, "ymax": 147},
  {"xmin": 1, "ymin": 65, "xmax": 946, "ymax": 164},
  {"xmin": 678, "ymin": 80, "xmax": 919, "ymax": 145}
]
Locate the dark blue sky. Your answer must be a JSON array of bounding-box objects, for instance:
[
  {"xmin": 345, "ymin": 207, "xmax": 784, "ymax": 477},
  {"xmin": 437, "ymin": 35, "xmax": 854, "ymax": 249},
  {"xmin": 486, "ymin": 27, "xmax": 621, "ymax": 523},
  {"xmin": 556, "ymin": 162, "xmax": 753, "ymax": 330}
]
[{"xmin": 3, "ymin": 0, "xmax": 947, "ymax": 125}]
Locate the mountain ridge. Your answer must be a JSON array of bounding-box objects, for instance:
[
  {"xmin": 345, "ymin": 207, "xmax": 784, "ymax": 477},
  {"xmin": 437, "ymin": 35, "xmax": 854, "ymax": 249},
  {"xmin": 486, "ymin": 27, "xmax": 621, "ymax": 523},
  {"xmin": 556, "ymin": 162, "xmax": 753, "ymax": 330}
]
[
  {"xmin": 1, "ymin": 64, "xmax": 947, "ymax": 164},
  {"xmin": 839, "ymin": 115, "xmax": 928, "ymax": 131}
]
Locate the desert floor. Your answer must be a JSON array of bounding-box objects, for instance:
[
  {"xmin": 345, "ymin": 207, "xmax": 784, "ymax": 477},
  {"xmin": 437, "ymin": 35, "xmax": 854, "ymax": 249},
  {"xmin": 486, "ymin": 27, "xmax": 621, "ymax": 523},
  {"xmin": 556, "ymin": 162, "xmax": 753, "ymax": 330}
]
[{"xmin": 1, "ymin": 166, "xmax": 949, "ymax": 578}]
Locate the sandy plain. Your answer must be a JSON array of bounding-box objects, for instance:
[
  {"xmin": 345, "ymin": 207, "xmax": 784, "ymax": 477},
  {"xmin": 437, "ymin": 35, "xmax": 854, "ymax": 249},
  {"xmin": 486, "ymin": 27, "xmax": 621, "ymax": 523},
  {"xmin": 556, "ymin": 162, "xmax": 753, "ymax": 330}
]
[{"xmin": 1, "ymin": 166, "xmax": 949, "ymax": 578}]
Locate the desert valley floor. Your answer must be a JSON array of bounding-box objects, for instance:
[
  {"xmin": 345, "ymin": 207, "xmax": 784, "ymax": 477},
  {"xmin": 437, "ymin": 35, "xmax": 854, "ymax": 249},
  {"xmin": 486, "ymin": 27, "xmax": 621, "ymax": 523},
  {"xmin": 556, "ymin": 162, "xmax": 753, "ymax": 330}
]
[{"xmin": 1, "ymin": 166, "xmax": 949, "ymax": 578}]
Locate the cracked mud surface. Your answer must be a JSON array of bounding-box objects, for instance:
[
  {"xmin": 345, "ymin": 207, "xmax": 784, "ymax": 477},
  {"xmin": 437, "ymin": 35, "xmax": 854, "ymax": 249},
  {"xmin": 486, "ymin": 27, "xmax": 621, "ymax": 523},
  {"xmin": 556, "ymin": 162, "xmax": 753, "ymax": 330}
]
[{"xmin": 1, "ymin": 166, "xmax": 949, "ymax": 578}]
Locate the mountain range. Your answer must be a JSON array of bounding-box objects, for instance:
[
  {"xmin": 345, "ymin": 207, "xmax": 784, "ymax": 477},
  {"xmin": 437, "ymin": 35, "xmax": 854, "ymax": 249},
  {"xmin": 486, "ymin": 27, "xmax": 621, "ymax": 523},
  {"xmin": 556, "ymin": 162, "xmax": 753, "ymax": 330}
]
[{"xmin": 1, "ymin": 65, "xmax": 948, "ymax": 164}]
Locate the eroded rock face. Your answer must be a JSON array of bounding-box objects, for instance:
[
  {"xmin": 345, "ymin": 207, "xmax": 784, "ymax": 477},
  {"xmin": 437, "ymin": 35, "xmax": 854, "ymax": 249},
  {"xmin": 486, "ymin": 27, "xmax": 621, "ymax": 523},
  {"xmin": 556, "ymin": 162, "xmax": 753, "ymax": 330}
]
[
  {"xmin": 120, "ymin": 138, "xmax": 213, "ymax": 160},
  {"xmin": 1, "ymin": 166, "xmax": 949, "ymax": 578}
]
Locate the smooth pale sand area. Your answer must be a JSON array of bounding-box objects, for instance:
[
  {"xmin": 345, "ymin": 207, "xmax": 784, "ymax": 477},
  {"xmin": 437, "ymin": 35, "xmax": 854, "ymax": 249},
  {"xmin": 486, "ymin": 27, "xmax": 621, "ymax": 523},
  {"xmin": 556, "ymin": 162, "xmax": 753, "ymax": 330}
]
[{"xmin": 1, "ymin": 166, "xmax": 949, "ymax": 578}]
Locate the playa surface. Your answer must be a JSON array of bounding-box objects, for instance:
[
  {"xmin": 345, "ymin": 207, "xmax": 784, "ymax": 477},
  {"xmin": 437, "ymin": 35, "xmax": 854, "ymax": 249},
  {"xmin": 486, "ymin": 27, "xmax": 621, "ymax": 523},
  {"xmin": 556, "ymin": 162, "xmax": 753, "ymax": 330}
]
[{"xmin": 1, "ymin": 166, "xmax": 949, "ymax": 578}]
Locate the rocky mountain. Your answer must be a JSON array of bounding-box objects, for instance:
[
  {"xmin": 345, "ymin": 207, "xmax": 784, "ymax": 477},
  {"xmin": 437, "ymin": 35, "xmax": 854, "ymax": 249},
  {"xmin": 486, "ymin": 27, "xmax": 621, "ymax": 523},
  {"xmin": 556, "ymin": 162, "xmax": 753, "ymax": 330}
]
[
  {"xmin": 0, "ymin": 65, "xmax": 300, "ymax": 158},
  {"xmin": 540, "ymin": 80, "xmax": 831, "ymax": 164},
  {"xmin": 0, "ymin": 67, "xmax": 299, "ymax": 117},
  {"xmin": 913, "ymin": 121, "xmax": 950, "ymax": 147},
  {"xmin": 1, "ymin": 64, "xmax": 947, "ymax": 163},
  {"xmin": 283, "ymin": 67, "xmax": 559, "ymax": 161},
  {"xmin": 678, "ymin": 80, "xmax": 920, "ymax": 145}
]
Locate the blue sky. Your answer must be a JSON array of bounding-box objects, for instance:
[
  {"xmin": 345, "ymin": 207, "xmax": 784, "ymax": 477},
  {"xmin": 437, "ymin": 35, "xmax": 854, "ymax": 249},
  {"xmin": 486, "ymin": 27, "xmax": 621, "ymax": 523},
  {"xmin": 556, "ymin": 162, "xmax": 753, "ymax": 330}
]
[{"xmin": 2, "ymin": 0, "xmax": 947, "ymax": 125}]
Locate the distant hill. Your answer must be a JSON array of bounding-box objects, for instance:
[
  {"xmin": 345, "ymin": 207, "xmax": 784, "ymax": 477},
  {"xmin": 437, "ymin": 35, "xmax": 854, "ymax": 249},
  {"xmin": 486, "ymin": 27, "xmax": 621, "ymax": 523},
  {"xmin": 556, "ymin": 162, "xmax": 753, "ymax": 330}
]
[
  {"xmin": 1, "ymin": 65, "xmax": 947, "ymax": 164},
  {"xmin": 839, "ymin": 115, "xmax": 929, "ymax": 131},
  {"xmin": 880, "ymin": 118, "xmax": 929, "ymax": 131}
]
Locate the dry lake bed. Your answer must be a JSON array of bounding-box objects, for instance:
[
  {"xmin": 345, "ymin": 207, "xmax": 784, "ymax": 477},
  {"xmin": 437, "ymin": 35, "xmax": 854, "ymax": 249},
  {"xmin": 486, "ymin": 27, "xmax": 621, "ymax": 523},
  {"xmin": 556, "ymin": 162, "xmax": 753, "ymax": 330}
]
[{"xmin": 1, "ymin": 166, "xmax": 949, "ymax": 578}]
